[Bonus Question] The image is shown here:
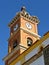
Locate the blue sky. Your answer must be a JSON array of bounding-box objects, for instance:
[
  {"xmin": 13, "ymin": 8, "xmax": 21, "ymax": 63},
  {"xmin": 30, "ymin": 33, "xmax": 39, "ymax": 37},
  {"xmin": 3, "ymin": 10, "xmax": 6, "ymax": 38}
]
[{"xmin": 0, "ymin": 0, "xmax": 49, "ymax": 65}]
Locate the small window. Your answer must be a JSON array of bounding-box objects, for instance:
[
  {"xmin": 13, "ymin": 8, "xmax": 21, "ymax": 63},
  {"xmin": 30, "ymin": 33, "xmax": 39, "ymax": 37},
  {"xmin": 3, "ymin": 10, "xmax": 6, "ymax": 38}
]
[
  {"xmin": 13, "ymin": 41, "xmax": 18, "ymax": 49},
  {"xmin": 27, "ymin": 38, "xmax": 33, "ymax": 46},
  {"xmin": 14, "ymin": 24, "xmax": 18, "ymax": 31}
]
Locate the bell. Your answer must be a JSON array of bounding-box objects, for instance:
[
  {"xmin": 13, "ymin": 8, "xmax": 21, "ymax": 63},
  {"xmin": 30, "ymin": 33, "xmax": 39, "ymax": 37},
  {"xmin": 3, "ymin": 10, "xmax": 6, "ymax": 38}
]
[{"xmin": 28, "ymin": 41, "xmax": 32, "ymax": 46}]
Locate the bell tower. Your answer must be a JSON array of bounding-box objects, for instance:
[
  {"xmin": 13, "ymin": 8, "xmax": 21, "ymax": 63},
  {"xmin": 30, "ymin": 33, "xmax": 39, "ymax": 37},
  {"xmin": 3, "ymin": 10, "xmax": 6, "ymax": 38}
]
[
  {"xmin": 3, "ymin": 6, "xmax": 41, "ymax": 65},
  {"xmin": 8, "ymin": 6, "xmax": 40, "ymax": 54}
]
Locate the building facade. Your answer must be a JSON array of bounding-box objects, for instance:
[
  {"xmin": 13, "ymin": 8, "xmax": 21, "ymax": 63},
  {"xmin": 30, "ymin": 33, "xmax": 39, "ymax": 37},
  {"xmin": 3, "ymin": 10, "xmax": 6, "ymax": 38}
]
[
  {"xmin": 43, "ymin": 45, "xmax": 49, "ymax": 65},
  {"xmin": 3, "ymin": 7, "xmax": 49, "ymax": 65}
]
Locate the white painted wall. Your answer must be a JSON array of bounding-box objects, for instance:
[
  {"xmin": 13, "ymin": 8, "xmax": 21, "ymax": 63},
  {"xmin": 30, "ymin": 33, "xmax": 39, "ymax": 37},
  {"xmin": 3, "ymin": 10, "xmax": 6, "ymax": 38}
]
[
  {"xmin": 25, "ymin": 46, "xmax": 39, "ymax": 61},
  {"xmin": 42, "ymin": 38, "xmax": 49, "ymax": 47},
  {"xmin": 30, "ymin": 55, "xmax": 45, "ymax": 65}
]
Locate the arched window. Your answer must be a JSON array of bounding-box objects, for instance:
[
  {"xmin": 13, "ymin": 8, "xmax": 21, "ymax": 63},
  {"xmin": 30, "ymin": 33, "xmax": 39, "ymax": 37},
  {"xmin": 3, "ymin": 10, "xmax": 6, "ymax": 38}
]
[
  {"xmin": 13, "ymin": 41, "xmax": 18, "ymax": 49},
  {"xmin": 27, "ymin": 37, "xmax": 33, "ymax": 46}
]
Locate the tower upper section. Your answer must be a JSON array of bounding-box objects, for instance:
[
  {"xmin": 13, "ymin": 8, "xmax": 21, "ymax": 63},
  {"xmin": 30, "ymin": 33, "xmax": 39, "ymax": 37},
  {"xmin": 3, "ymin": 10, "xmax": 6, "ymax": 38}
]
[
  {"xmin": 8, "ymin": 6, "xmax": 39, "ymax": 27},
  {"xmin": 8, "ymin": 6, "xmax": 40, "ymax": 54}
]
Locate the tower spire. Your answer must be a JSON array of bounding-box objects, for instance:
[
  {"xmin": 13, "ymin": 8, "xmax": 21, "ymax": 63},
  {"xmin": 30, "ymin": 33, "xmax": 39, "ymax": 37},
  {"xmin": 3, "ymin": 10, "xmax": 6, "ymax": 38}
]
[{"xmin": 21, "ymin": 6, "xmax": 26, "ymax": 11}]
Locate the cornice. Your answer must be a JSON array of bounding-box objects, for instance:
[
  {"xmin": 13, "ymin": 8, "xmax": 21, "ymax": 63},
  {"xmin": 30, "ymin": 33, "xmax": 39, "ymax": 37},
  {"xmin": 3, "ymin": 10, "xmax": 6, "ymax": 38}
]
[
  {"xmin": 3, "ymin": 45, "xmax": 27, "ymax": 62},
  {"xmin": 20, "ymin": 27, "xmax": 41, "ymax": 39},
  {"xmin": 8, "ymin": 11, "xmax": 39, "ymax": 27},
  {"xmin": 3, "ymin": 45, "xmax": 20, "ymax": 61},
  {"xmin": 8, "ymin": 28, "xmax": 20, "ymax": 42},
  {"xmin": 8, "ymin": 27, "xmax": 41, "ymax": 42}
]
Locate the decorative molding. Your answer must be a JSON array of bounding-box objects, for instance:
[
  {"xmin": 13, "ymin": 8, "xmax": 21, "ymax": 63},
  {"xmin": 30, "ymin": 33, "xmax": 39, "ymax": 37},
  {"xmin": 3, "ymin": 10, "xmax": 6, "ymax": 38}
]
[
  {"xmin": 8, "ymin": 28, "xmax": 20, "ymax": 41},
  {"xmin": 8, "ymin": 14, "xmax": 20, "ymax": 27},
  {"xmin": 8, "ymin": 53, "xmax": 19, "ymax": 64},
  {"xmin": 3, "ymin": 45, "xmax": 27, "ymax": 62},
  {"xmin": 20, "ymin": 27, "xmax": 41, "ymax": 39},
  {"xmin": 8, "ymin": 27, "xmax": 40, "ymax": 42},
  {"xmin": 8, "ymin": 10, "xmax": 39, "ymax": 27},
  {"xmin": 3, "ymin": 45, "xmax": 20, "ymax": 61}
]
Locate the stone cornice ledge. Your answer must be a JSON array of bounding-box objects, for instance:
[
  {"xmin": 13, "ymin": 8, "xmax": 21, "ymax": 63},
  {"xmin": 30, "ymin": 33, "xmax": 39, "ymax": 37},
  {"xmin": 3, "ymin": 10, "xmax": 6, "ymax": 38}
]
[
  {"xmin": 3, "ymin": 45, "xmax": 27, "ymax": 61},
  {"xmin": 20, "ymin": 27, "xmax": 41, "ymax": 39},
  {"xmin": 3, "ymin": 45, "xmax": 20, "ymax": 61}
]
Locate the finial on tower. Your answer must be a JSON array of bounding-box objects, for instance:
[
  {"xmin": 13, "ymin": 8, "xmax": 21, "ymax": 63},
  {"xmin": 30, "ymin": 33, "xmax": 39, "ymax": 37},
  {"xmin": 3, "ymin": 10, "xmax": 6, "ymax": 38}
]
[{"xmin": 21, "ymin": 6, "xmax": 26, "ymax": 11}]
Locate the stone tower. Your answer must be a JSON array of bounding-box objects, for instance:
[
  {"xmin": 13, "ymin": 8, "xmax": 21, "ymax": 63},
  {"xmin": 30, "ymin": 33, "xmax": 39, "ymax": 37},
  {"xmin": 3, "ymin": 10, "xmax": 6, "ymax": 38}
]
[{"xmin": 3, "ymin": 7, "xmax": 40, "ymax": 65}]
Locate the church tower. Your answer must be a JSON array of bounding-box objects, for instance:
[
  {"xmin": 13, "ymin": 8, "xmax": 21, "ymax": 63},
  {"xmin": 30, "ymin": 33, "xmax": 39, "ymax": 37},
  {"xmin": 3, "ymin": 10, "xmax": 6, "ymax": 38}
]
[{"xmin": 3, "ymin": 7, "xmax": 40, "ymax": 65}]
